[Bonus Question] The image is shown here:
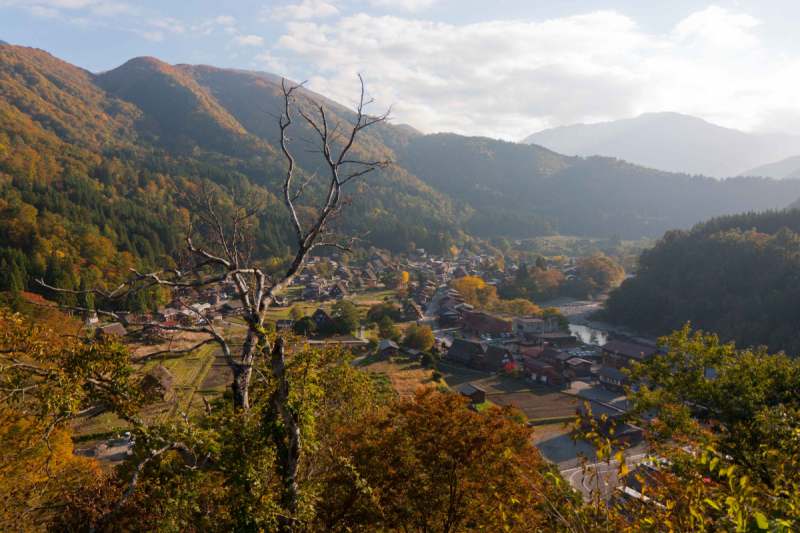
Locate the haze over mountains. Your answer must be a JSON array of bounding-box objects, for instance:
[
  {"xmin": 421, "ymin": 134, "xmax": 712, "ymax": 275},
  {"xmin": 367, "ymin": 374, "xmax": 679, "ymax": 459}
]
[
  {"xmin": 522, "ymin": 112, "xmax": 800, "ymax": 179},
  {"xmin": 2, "ymin": 41, "xmax": 800, "ymax": 263}
]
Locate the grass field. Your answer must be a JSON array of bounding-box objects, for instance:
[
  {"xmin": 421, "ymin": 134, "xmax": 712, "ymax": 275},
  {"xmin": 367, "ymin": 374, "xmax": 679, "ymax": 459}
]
[{"xmin": 359, "ymin": 354, "xmax": 441, "ymax": 397}]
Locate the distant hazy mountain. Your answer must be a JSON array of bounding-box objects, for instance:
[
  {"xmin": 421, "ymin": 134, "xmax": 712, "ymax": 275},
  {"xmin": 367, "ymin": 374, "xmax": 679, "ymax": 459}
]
[
  {"xmin": 741, "ymin": 155, "xmax": 800, "ymax": 179},
  {"xmin": 0, "ymin": 40, "xmax": 8, "ymax": 45},
  {"xmin": 522, "ymin": 112, "xmax": 800, "ymax": 178}
]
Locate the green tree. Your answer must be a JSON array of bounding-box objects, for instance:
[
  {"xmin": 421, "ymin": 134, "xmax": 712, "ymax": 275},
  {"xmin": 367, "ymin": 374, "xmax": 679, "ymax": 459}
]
[
  {"xmin": 402, "ymin": 323, "xmax": 435, "ymax": 352},
  {"xmin": 330, "ymin": 300, "xmax": 359, "ymax": 334},
  {"xmin": 289, "ymin": 305, "xmax": 304, "ymax": 321},
  {"xmin": 292, "ymin": 316, "xmax": 317, "ymax": 336},
  {"xmin": 378, "ymin": 315, "xmax": 401, "ymax": 342}
]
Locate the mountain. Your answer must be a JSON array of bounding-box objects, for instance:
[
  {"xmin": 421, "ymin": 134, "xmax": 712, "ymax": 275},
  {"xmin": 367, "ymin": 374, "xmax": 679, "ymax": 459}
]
[
  {"xmin": 740, "ymin": 155, "xmax": 800, "ymax": 179},
  {"xmin": 0, "ymin": 40, "xmax": 8, "ymax": 45},
  {"xmin": 397, "ymin": 133, "xmax": 800, "ymax": 239},
  {"xmin": 521, "ymin": 112, "xmax": 800, "ymax": 178},
  {"xmin": 600, "ymin": 209, "xmax": 800, "ymax": 355},
  {"xmin": 5, "ymin": 43, "xmax": 800, "ymax": 311}
]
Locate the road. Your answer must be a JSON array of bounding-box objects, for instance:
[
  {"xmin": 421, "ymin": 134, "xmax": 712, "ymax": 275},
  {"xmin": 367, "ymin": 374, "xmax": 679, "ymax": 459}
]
[{"xmin": 560, "ymin": 453, "xmax": 650, "ymax": 500}]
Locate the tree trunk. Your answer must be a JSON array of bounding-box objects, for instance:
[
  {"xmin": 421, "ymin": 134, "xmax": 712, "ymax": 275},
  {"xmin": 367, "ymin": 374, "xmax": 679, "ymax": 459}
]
[
  {"xmin": 231, "ymin": 365, "xmax": 251, "ymax": 411},
  {"xmin": 270, "ymin": 338, "xmax": 301, "ymax": 533}
]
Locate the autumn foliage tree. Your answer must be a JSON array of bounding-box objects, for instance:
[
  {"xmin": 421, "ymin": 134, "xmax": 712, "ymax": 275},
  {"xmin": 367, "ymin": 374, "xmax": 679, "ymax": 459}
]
[{"xmin": 313, "ymin": 389, "xmax": 576, "ymax": 532}]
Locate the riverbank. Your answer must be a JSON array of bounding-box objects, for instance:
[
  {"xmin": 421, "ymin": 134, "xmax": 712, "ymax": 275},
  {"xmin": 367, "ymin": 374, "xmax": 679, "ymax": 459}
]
[{"xmin": 538, "ymin": 297, "xmax": 657, "ymax": 346}]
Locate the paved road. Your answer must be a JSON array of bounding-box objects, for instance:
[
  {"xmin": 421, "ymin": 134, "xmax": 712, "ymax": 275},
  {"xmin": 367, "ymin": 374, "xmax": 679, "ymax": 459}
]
[{"xmin": 561, "ymin": 453, "xmax": 650, "ymax": 499}]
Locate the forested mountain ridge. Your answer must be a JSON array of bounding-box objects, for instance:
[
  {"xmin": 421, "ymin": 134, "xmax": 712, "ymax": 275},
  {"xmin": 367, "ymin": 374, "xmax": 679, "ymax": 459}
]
[
  {"xmin": 0, "ymin": 44, "xmax": 468, "ymax": 313},
  {"xmin": 397, "ymin": 133, "xmax": 800, "ymax": 239},
  {"xmin": 600, "ymin": 208, "xmax": 800, "ymax": 355},
  {"xmin": 5, "ymin": 43, "xmax": 800, "ymax": 313}
]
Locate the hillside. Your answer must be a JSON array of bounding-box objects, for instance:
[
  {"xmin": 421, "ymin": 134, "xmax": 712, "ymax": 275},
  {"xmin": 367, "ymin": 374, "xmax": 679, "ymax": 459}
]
[
  {"xmin": 0, "ymin": 45, "xmax": 469, "ymax": 314},
  {"xmin": 522, "ymin": 112, "xmax": 800, "ymax": 178},
  {"xmin": 740, "ymin": 155, "xmax": 800, "ymax": 179},
  {"xmin": 5, "ymin": 42, "xmax": 800, "ymax": 309},
  {"xmin": 397, "ymin": 133, "xmax": 800, "ymax": 239},
  {"xmin": 600, "ymin": 209, "xmax": 800, "ymax": 355}
]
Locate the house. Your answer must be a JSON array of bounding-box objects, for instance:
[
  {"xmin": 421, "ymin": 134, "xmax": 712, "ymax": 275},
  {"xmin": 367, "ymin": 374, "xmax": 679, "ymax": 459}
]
[
  {"xmin": 435, "ymin": 306, "xmax": 461, "ymax": 326},
  {"xmin": 208, "ymin": 312, "xmax": 224, "ymax": 323},
  {"xmin": 453, "ymin": 266, "xmax": 470, "ymax": 278},
  {"xmin": 276, "ymin": 319, "xmax": 294, "ymax": 331},
  {"xmin": 139, "ymin": 364, "xmax": 175, "ymax": 400},
  {"xmin": 405, "ymin": 348, "xmax": 422, "ymax": 360},
  {"xmin": 566, "ymin": 357, "xmax": 592, "ymax": 378},
  {"xmin": 513, "ymin": 317, "xmax": 560, "ymax": 338},
  {"xmin": 478, "ymin": 344, "xmax": 516, "ymax": 373},
  {"xmin": 156, "ymin": 308, "xmax": 180, "ymax": 322},
  {"xmin": 402, "ymin": 301, "xmax": 424, "ymax": 322},
  {"xmin": 274, "ymin": 294, "xmax": 289, "ymax": 307},
  {"xmin": 458, "ymin": 383, "xmax": 486, "ymax": 404},
  {"xmin": 222, "ymin": 301, "xmax": 245, "ymax": 317},
  {"xmin": 94, "ymin": 323, "xmax": 127, "ymax": 340},
  {"xmin": 362, "ymin": 269, "xmax": 378, "ymax": 283},
  {"xmin": 539, "ymin": 349, "xmax": 575, "ymax": 371},
  {"xmin": 601, "ymin": 340, "xmax": 658, "ymax": 370},
  {"xmin": 311, "ymin": 307, "xmax": 335, "ymax": 330},
  {"xmin": 329, "ymin": 282, "xmax": 348, "ymax": 299},
  {"xmin": 521, "ymin": 358, "xmax": 558, "ymax": 382},
  {"xmin": 520, "ymin": 346, "xmax": 545, "ymax": 359},
  {"xmin": 379, "ymin": 339, "xmax": 399, "ymax": 357},
  {"xmin": 444, "ymin": 338, "xmax": 485, "ymax": 366},
  {"xmin": 596, "ymin": 366, "xmax": 631, "ymax": 392},
  {"xmin": 352, "ymin": 277, "xmax": 366, "ymax": 290},
  {"xmin": 577, "ymin": 400, "xmax": 643, "ymax": 445},
  {"xmin": 463, "ymin": 311, "xmax": 512, "ymax": 337}
]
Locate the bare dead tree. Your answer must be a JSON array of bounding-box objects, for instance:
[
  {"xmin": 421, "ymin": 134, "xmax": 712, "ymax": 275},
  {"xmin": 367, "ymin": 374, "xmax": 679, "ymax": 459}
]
[{"xmin": 36, "ymin": 75, "xmax": 392, "ymax": 532}]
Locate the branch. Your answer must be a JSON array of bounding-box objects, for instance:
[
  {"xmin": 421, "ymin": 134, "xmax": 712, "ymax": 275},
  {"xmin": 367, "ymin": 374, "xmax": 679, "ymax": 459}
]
[{"xmin": 88, "ymin": 442, "xmax": 197, "ymax": 533}]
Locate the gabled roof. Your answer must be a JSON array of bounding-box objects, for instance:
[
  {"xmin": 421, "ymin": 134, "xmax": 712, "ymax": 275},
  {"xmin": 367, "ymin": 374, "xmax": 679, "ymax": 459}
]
[
  {"xmin": 458, "ymin": 383, "xmax": 485, "ymax": 396},
  {"xmin": 567, "ymin": 357, "xmax": 591, "ymax": 366},
  {"xmin": 482, "ymin": 344, "xmax": 512, "ymax": 367},
  {"xmin": 448, "ymin": 338, "xmax": 484, "ymax": 363},
  {"xmin": 141, "ymin": 364, "xmax": 175, "ymax": 392},
  {"xmin": 96, "ymin": 323, "xmax": 127, "ymax": 338},
  {"xmin": 601, "ymin": 340, "xmax": 657, "ymax": 360},
  {"xmin": 538, "ymin": 348, "xmax": 564, "ymax": 360},
  {"xmin": 522, "ymin": 359, "xmax": 554, "ymax": 372},
  {"xmin": 597, "ymin": 366, "xmax": 630, "ymax": 381},
  {"xmin": 379, "ymin": 339, "xmax": 399, "ymax": 351}
]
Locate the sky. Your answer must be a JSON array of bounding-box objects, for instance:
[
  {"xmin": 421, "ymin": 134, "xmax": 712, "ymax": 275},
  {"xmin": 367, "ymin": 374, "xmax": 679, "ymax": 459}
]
[{"xmin": 2, "ymin": 0, "xmax": 800, "ymax": 141}]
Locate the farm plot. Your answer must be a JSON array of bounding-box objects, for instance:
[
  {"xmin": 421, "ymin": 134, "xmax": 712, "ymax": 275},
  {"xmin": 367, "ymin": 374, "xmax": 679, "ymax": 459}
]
[
  {"xmin": 442, "ymin": 367, "xmax": 543, "ymax": 394},
  {"xmin": 490, "ymin": 391, "xmax": 579, "ymax": 422},
  {"xmin": 201, "ymin": 365, "xmax": 234, "ymax": 389}
]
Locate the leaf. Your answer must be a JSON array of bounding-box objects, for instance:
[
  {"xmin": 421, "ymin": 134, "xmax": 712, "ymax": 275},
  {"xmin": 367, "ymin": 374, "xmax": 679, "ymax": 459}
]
[
  {"xmin": 753, "ymin": 512, "xmax": 769, "ymax": 530},
  {"xmin": 703, "ymin": 498, "xmax": 721, "ymax": 511},
  {"xmin": 618, "ymin": 463, "xmax": 629, "ymax": 478},
  {"xmin": 709, "ymin": 457, "xmax": 719, "ymax": 471}
]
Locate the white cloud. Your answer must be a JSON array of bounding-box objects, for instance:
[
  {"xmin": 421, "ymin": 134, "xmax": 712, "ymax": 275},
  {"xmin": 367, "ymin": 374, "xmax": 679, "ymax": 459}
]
[
  {"xmin": 231, "ymin": 34, "xmax": 265, "ymax": 46},
  {"xmin": 673, "ymin": 5, "xmax": 761, "ymax": 50},
  {"xmin": 213, "ymin": 15, "xmax": 234, "ymax": 25},
  {"xmin": 254, "ymin": 51, "xmax": 288, "ymax": 73},
  {"xmin": 132, "ymin": 29, "xmax": 163, "ymax": 42},
  {"xmin": 266, "ymin": 7, "xmax": 800, "ymax": 139},
  {"xmin": 149, "ymin": 17, "xmax": 185, "ymax": 35},
  {"xmin": 267, "ymin": 0, "xmax": 339, "ymax": 21},
  {"xmin": 369, "ymin": 0, "xmax": 437, "ymax": 12},
  {"xmin": 18, "ymin": 0, "xmax": 100, "ymax": 7},
  {"xmin": 28, "ymin": 5, "xmax": 59, "ymax": 17}
]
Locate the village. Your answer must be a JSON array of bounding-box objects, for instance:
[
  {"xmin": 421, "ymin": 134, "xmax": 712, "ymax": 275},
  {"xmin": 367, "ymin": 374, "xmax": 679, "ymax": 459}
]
[{"xmin": 76, "ymin": 242, "xmax": 658, "ymax": 497}]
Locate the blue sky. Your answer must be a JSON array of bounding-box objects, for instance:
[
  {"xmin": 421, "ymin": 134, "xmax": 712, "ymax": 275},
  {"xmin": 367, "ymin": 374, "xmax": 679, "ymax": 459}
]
[{"xmin": 2, "ymin": 1, "xmax": 800, "ymax": 140}]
